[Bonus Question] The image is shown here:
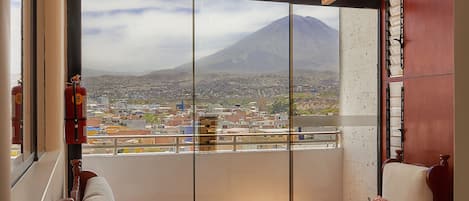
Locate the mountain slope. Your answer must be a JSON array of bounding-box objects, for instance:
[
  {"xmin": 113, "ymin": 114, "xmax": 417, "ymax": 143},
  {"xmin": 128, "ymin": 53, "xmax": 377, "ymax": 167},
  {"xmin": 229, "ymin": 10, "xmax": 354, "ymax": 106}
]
[{"xmin": 169, "ymin": 15, "xmax": 338, "ymax": 74}]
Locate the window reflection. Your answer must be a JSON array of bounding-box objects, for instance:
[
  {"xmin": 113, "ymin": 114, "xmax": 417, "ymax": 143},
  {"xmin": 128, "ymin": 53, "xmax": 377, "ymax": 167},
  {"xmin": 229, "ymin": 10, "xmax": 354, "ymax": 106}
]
[{"xmin": 10, "ymin": 0, "xmax": 23, "ymax": 161}]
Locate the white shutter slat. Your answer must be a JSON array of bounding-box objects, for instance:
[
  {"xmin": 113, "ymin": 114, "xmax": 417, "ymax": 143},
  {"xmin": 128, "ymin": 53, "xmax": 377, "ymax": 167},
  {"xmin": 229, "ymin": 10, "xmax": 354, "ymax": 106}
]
[
  {"xmin": 390, "ymin": 55, "xmax": 401, "ymax": 65},
  {"xmin": 389, "ymin": 15, "xmax": 401, "ymax": 26},
  {"xmin": 391, "ymin": 129, "xmax": 402, "ymax": 137},
  {"xmin": 390, "ymin": 97, "xmax": 401, "ymax": 108},
  {"xmin": 391, "ymin": 136, "xmax": 402, "ymax": 146},
  {"xmin": 391, "ymin": 108, "xmax": 401, "ymax": 117},
  {"xmin": 389, "ymin": 25, "xmax": 401, "ymax": 36},
  {"xmin": 389, "ymin": 0, "xmax": 401, "ymax": 7},
  {"xmin": 390, "ymin": 44, "xmax": 401, "ymax": 54},
  {"xmin": 389, "ymin": 5, "xmax": 401, "ymax": 16},
  {"xmin": 387, "ymin": 0, "xmax": 404, "ymax": 153},
  {"xmin": 390, "ymin": 65, "xmax": 403, "ymax": 76}
]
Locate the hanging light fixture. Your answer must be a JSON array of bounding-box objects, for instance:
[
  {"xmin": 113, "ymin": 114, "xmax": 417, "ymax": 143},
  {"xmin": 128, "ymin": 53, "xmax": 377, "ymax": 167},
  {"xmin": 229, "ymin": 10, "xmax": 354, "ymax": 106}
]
[{"xmin": 321, "ymin": 0, "xmax": 336, "ymax": 5}]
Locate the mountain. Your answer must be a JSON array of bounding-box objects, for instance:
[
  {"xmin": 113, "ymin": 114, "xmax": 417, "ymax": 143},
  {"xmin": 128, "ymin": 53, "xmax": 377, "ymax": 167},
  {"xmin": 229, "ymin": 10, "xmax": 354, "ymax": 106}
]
[
  {"xmin": 162, "ymin": 15, "xmax": 338, "ymax": 75},
  {"xmin": 83, "ymin": 15, "xmax": 339, "ymax": 103},
  {"xmin": 82, "ymin": 68, "xmax": 148, "ymax": 77}
]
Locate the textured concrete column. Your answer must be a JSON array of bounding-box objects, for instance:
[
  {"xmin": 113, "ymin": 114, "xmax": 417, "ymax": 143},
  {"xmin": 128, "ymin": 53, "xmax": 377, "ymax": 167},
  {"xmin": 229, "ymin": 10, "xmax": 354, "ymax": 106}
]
[
  {"xmin": 44, "ymin": 0, "xmax": 65, "ymax": 151},
  {"xmin": 454, "ymin": 0, "xmax": 469, "ymax": 200},
  {"xmin": 339, "ymin": 8, "xmax": 378, "ymax": 201},
  {"xmin": 0, "ymin": 0, "xmax": 12, "ymax": 200}
]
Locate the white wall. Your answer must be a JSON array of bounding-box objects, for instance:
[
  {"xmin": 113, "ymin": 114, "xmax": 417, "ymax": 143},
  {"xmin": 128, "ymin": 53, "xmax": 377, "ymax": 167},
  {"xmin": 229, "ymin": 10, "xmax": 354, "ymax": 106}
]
[
  {"xmin": 454, "ymin": 0, "xmax": 469, "ymax": 200},
  {"xmin": 84, "ymin": 149, "xmax": 343, "ymax": 201},
  {"xmin": 0, "ymin": 0, "xmax": 12, "ymax": 200},
  {"xmin": 339, "ymin": 8, "xmax": 379, "ymax": 201}
]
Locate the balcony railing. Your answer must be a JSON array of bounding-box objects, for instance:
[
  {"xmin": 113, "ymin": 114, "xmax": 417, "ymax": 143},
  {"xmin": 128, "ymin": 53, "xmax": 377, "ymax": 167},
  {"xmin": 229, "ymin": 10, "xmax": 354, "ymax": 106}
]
[{"xmin": 83, "ymin": 131, "xmax": 341, "ymax": 155}]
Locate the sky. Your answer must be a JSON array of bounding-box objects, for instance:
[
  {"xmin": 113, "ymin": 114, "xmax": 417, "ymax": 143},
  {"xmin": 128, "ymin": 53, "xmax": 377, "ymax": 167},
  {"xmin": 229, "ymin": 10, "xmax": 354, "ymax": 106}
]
[
  {"xmin": 8, "ymin": 0, "xmax": 340, "ymax": 81},
  {"xmin": 82, "ymin": 0, "xmax": 339, "ymax": 73},
  {"xmin": 10, "ymin": 0, "xmax": 21, "ymax": 86}
]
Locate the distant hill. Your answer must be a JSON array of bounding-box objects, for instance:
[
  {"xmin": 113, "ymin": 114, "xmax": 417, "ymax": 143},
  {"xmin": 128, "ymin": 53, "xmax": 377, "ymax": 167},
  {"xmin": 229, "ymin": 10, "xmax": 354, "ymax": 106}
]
[
  {"xmin": 154, "ymin": 15, "xmax": 339, "ymax": 75},
  {"xmin": 82, "ymin": 68, "xmax": 148, "ymax": 77}
]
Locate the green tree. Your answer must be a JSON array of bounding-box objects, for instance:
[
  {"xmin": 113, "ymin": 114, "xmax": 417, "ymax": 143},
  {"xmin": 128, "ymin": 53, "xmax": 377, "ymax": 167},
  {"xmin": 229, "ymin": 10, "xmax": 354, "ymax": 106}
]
[
  {"xmin": 270, "ymin": 97, "xmax": 296, "ymax": 114},
  {"xmin": 143, "ymin": 113, "xmax": 158, "ymax": 125}
]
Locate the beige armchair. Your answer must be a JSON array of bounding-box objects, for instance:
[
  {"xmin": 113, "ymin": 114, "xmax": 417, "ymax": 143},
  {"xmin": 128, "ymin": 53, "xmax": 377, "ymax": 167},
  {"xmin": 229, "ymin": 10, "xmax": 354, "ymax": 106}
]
[
  {"xmin": 379, "ymin": 151, "xmax": 451, "ymax": 201},
  {"xmin": 68, "ymin": 160, "xmax": 115, "ymax": 201}
]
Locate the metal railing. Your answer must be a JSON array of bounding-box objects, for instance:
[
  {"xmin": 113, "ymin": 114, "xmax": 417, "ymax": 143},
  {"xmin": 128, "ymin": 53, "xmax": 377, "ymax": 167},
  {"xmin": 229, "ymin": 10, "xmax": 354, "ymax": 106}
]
[{"xmin": 83, "ymin": 131, "xmax": 341, "ymax": 155}]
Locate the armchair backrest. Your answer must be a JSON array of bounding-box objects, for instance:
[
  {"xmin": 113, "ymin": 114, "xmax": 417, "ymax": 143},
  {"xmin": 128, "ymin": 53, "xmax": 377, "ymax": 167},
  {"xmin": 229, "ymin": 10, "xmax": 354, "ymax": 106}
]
[
  {"xmin": 381, "ymin": 151, "xmax": 451, "ymax": 201},
  {"xmin": 382, "ymin": 162, "xmax": 433, "ymax": 201}
]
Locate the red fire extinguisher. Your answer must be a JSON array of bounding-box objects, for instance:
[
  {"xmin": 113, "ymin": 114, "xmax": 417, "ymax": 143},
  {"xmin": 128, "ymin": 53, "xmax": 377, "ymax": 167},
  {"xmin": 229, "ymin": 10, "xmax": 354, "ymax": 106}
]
[
  {"xmin": 11, "ymin": 80, "xmax": 23, "ymax": 144},
  {"xmin": 65, "ymin": 74, "xmax": 87, "ymax": 144}
]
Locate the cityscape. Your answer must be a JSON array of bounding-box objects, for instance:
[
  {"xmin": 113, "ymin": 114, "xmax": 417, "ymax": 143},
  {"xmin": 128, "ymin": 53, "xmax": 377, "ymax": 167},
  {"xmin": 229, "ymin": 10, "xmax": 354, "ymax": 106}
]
[
  {"xmin": 81, "ymin": 14, "xmax": 341, "ymax": 154},
  {"xmin": 82, "ymin": 69, "xmax": 340, "ymax": 154}
]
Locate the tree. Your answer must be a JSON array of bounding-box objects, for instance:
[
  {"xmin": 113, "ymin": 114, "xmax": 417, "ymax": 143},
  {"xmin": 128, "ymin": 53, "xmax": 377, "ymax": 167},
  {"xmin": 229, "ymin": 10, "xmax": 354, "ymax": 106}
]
[
  {"xmin": 143, "ymin": 113, "xmax": 158, "ymax": 125},
  {"xmin": 270, "ymin": 97, "xmax": 289, "ymax": 114}
]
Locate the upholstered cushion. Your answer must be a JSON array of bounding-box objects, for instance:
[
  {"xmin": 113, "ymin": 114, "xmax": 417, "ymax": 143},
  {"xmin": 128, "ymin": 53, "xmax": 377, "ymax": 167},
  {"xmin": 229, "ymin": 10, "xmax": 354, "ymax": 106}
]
[
  {"xmin": 83, "ymin": 177, "xmax": 115, "ymax": 201},
  {"xmin": 382, "ymin": 162, "xmax": 433, "ymax": 201}
]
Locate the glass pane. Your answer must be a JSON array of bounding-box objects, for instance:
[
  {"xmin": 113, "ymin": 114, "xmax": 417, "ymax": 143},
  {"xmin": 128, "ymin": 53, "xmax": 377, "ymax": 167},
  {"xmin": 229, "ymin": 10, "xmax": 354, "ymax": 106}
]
[
  {"xmin": 291, "ymin": 5, "xmax": 341, "ymax": 201},
  {"xmin": 195, "ymin": 1, "xmax": 289, "ymax": 200},
  {"xmin": 10, "ymin": 0, "xmax": 23, "ymax": 169},
  {"xmin": 291, "ymin": 5, "xmax": 340, "ymax": 148},
  {"xmin": 81, "ymin": 1, "xmax": 193, "ymax": 200}
]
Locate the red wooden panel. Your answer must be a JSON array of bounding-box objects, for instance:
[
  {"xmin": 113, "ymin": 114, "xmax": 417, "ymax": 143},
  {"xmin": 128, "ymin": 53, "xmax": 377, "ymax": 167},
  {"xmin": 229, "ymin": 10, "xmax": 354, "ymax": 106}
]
[
  {"xmin": 381, "ymin": 0, "xmax": 455, "ymax": 196},
  {"xmin": 403, "ymin": 75, "xmax": 454, "ymax": 176},
  {"xmin": 404, "ymin": 0, "xmax": 454, "ymax": 76}
]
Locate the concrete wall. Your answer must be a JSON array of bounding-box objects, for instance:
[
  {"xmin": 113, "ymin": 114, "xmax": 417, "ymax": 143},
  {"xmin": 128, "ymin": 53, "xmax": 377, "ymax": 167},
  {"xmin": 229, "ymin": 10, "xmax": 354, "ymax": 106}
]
[
  {"xmin": 0, "ymin": 0, "xmax": 12, "ymax": 200},
  {"xmin": 83, "ymin": 149, "xmax": 343, "ymax": 201},
  {"xmin": 454, "ymin": 0, "xmax": 469, "ymax": 200},
  {"xmin": 339, "ymin": 8, "xmax": 379, "ymax": 201}
]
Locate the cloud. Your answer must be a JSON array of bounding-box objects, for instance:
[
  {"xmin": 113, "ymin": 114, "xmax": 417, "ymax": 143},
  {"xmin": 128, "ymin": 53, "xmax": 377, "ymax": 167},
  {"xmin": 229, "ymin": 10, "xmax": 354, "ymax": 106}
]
[
  {"xmin": 11, "ymin": 0, "xmax": 21, "ymax": 8},
  {"xmin": 82, "ymin": 0, "xmax": 193, "ymax": 13},
  {"xmin": 82, "ymin": 0, "xmax": 338, "ymax": 73},
  {"xmin": 83, "ymin": 6, "xmax": 195, "ymax": 18},
  {"xmin": 293, "ymin": 4, "xmax": 339, "ymax": 29},
  {"xmin": 82, "ymin": 2, "xmax": 193, "ymax": 73}
]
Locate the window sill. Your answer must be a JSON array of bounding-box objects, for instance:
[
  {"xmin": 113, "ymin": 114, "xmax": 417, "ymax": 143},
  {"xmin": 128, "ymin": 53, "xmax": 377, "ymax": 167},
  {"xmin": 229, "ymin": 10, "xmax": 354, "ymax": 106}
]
[{"xmin": 11, "ymin": 151, "xmax": 64, "ymax": 201}]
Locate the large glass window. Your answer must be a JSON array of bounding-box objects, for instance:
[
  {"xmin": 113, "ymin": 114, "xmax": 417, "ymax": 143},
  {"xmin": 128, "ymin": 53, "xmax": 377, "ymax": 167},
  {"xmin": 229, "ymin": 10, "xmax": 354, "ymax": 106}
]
[
  {"xmin": 10, "ymin": 0, "xmax": 22, "ymax": 161},
  {"xmin": 82, "ymin": 0, "xmax": 193, "ymax": 154},
  {"xmin": 292, "ymin": 5, "xmax": 340, "ymax": 149},
  {"xmin": 81, "ymin": 1, "xmax": 194, "ymax": 199},
  {"xmin": 82, "ymin": 1, "xmax": 341, "ymax": 155},
  {"xmin": 194, "ymin": 1, "xmax": 289, "ymax": 200},
  {"xmin": 195, "ymin": 0, "xmax": 290, "ymax": 151},
  {"xmin": 10, "ymin": 0, "xmax": 36, "ymax": 186},
  {"xmin": 80, "ymin": 1, "xmax": 379, "ymax": 201},
  {"xmin": 291, "ymin": 5, "xmax": 342, "ymax": 201}
]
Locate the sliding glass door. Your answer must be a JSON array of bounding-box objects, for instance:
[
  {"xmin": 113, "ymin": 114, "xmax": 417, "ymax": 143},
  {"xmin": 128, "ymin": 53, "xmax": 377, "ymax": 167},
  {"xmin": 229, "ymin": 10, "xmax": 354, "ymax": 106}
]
[
  {"xmin": 194, "ymin": 1, "xmax": 290, "ymax": 201},
  {"xmin": 81, "ymin": 1, "xmax": 194, "ymax": 200}
]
